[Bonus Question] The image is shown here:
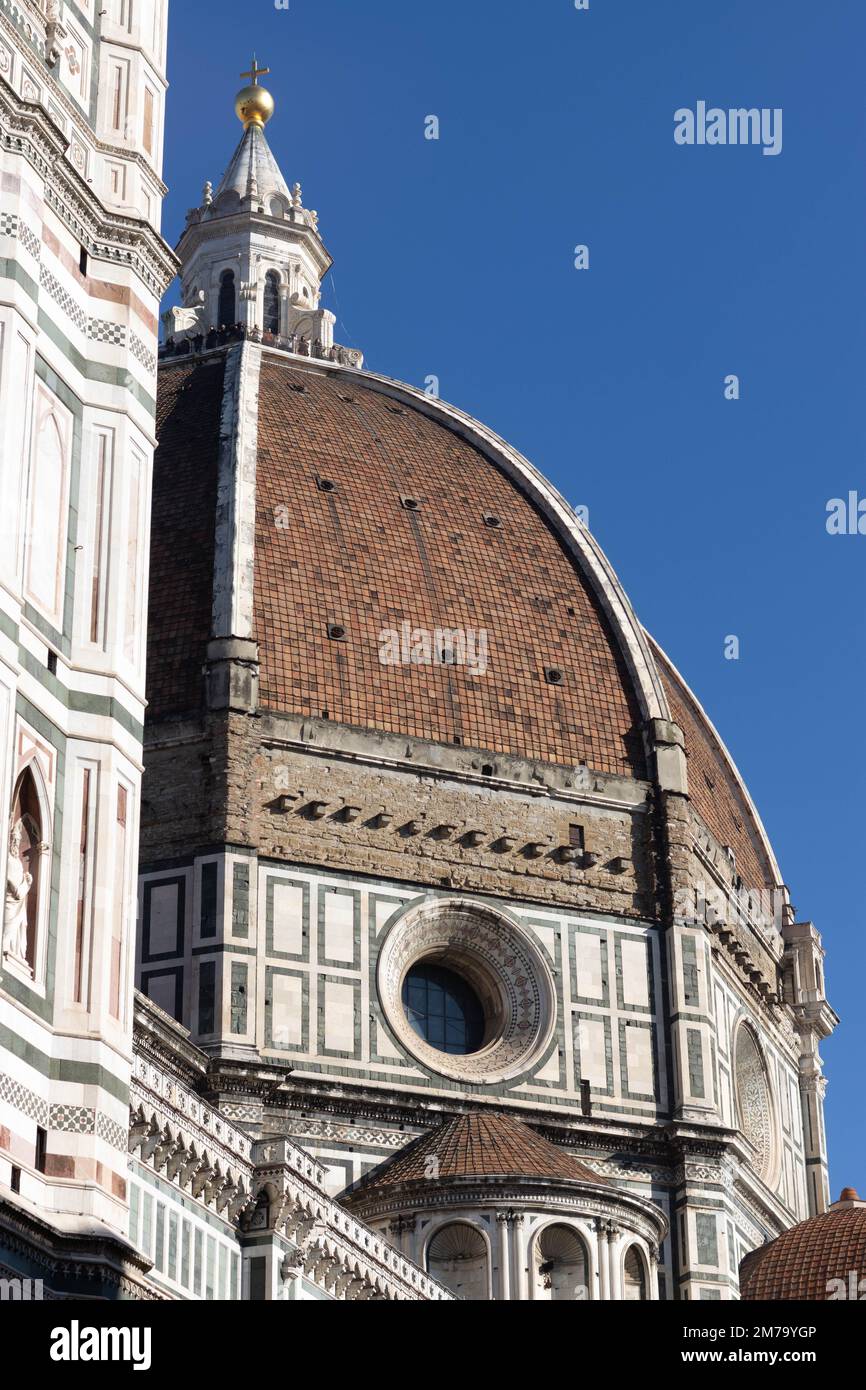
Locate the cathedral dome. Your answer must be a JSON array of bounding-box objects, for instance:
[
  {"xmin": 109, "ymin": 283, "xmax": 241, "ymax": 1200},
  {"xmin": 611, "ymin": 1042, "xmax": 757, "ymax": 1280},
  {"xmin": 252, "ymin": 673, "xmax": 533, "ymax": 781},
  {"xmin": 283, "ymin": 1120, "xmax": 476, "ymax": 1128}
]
[
  {"xmin": 252, "ymin": 354, "xmax": 649, "ymax": 777},
  {"xmin": 739, "ymin": 1191, "xmax": 866, "ymax": 1300},
  {"xmin": 149, "ymin": 345, "xmax": 783, "ymax": 893},
  {"xmin": 138, "ymin": 70, "xmax": 839, "ymax": 1305},
  {"xmin": 154, "ymin": 64, "xmax": 785, "ymax": 899}
]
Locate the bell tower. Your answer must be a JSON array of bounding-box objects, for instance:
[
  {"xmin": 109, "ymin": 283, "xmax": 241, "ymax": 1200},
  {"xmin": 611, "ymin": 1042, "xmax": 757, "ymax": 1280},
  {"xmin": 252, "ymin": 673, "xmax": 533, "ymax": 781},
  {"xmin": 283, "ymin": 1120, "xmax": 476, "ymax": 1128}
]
[{"xmin": 167, "ymin": 59, "xmax": 337, "ymax": 353}]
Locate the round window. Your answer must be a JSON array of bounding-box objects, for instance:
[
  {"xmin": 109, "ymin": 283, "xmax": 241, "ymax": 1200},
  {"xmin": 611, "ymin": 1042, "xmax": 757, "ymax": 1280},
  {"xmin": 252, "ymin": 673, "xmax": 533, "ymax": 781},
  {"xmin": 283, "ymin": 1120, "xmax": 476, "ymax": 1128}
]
[
  {"xmin": 377, "ymin": 898, "xmax": 556, "ymax": 1084},
  {"xmin": 402, "ymin": 962, "xmax": 486, "ymax": 1056}
]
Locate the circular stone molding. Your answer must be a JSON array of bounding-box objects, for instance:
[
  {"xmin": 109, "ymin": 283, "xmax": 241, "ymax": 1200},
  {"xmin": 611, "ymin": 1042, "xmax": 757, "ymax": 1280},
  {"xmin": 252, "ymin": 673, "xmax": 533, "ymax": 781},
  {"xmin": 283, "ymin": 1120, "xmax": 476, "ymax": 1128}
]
[
  {"xmin": 734, "ymin": 1021, "xmax": 778, "ymax": 1186},
  {"xmin": 377, "ymin": 898, "xmax": 557, "ymax": 1084}
]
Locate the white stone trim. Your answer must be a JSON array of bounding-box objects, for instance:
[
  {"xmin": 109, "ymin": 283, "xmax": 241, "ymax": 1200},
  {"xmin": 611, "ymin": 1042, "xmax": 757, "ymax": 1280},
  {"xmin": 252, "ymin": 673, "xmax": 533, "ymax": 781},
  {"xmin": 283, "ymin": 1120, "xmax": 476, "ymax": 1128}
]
[
  {"xmin": 647, "ymin": 634, "xmax": 784, "ymax": 886},
  {"xmin": 211, "ymin": 340, "xmax": 261, "ymax": 639},
  {"xmin": 254, "ymin": 1137, "xmax": 454, "ymax": 1301}
]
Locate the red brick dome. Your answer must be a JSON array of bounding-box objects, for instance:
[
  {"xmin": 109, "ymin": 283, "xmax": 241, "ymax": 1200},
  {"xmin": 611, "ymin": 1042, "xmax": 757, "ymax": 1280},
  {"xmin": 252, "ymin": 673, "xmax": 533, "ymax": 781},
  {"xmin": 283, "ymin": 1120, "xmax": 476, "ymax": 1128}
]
[
  {"xmin": 149, "ymin": 348, "xmax": 782, "ymax": 889},
  {"xmin": 739, "ymin": 1193, "xmax": 866, "ymax": 1300},
  {"xmin": 253, "ymin": 354, "xmax": 648, "ymax": 775}
]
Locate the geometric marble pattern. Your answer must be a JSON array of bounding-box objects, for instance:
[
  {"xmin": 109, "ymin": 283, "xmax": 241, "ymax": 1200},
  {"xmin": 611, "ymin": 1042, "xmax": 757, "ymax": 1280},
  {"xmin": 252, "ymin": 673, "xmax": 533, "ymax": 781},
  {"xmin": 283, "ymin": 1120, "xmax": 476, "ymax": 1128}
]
[
  {"xmin": 18, "ymin": 220, "xmax": 41, "ymax": 262},
  {"xmin": 87, "ymin": 316, "xmax": 126, "ymax": 346},
  {"xmin": 49, "ymin": 1103, "xmax": 93, "ymax": 1135},
  {"xmin": 0, "ymin": 1070, "xmax": 49, "ymax": 1126},
  {"xmin": 0, "ymin": 1070, "xmax": 127, "ymax": 1151},
  {"xmin": 96, "ymin": 1110, "xmax": 132, "ymax": 1153},
  {"xmin": 39, "ymin": 262, "xmax": 87, "ymax": 333},
  {"xmin": 130, "ymin": 330, "xmax": 157, "ymax": 375}
]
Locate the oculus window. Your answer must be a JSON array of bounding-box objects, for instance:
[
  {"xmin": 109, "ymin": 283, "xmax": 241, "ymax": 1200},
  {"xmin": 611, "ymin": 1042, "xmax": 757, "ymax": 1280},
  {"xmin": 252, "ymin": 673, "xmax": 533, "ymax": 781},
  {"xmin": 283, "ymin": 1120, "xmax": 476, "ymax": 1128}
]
[{"xmin": 402, "ymin": 962, "xmax": 485, "ymax": 1055}]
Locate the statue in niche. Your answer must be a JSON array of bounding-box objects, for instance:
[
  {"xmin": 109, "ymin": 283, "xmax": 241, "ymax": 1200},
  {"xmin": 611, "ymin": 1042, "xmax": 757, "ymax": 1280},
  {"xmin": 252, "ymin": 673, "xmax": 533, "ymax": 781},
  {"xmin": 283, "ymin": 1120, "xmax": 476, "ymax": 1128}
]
[{"xmin": 4, "ymin": 819, "xmax": 32, "ymax": 965}]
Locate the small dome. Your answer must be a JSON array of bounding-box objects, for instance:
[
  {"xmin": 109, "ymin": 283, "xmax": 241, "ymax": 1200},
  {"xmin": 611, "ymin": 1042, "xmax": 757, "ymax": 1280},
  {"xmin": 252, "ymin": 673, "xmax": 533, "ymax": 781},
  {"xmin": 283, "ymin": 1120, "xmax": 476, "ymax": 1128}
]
[
  {"xmin": 739, "ymin": 1192, "xmax": 866, "ymax": 1300},
  {"xmin": 343, "ymin": 1111, "xmax": 607, "ymax": 1195}
]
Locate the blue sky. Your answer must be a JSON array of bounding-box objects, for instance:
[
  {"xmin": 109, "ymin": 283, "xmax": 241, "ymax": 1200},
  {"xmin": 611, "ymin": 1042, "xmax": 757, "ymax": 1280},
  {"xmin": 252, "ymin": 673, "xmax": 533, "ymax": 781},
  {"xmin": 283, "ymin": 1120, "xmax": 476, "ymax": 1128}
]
[{"xmin": 162, "ymin": 0, "xmax": 865, "ymax": 1191}]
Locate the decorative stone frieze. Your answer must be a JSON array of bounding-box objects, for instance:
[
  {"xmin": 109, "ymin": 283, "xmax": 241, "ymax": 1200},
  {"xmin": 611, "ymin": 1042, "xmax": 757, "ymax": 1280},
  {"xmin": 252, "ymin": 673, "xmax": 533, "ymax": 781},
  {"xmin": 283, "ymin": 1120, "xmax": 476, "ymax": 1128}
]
[
  {"xmin": 0, "ymin": 77, "xmax": 177, "ymax": 297},
  {"xmin": 249, "ymin": 1137, "xmax": 453, "ymax": 1301}
]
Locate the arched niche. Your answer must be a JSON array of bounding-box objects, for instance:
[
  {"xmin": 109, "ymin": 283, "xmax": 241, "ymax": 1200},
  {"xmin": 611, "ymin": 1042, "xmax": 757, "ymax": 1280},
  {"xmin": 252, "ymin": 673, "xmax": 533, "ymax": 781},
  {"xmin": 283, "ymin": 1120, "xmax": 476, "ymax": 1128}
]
[
  {"xmin": 218, "ymin": 269, "xmax": 236, "ymax": 327},
  {"xmin": 426, "ymin": 1222, "xmax": 489, "ymax": 1301},
  {"xmin": 622, "ymin": 1244, "xmax": 649, "ymax": 1300},
  {"xmin": 532, "ymin": 1223, "xmax": 590, "ymax": 1301},
  {"xmin": 5, "ymin": 762, "xmax": 49, "ymax": 974},
  {"xmin": 263, "ymin": 270, "xmax": 281, "ymax": 335}
]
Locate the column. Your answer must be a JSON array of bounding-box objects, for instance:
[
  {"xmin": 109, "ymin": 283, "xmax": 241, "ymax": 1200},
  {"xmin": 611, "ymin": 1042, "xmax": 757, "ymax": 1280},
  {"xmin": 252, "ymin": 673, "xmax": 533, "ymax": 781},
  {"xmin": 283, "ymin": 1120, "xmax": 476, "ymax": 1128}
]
[
  {"xmin": 387, "ymin": 1216, "xmax": 417, "ymax": 1260},
  {"xmin": 606, "ymin": 1224, "xmax": 621, "ymax": 1300},
  {"xmin": 594, "ymin": 1218, "xmax": 609, "ymax": 1300},
  {"xmin": 511, "ymin": 1213, "xmax": 528, "ymax": 1300},
  {"xmin": 649, "ymin": 1243, "xmax": 661, "ymax": 1300},
  {"xmin": 496, "ymin": 1211, "xmax": 512, "ymax": 1301}
]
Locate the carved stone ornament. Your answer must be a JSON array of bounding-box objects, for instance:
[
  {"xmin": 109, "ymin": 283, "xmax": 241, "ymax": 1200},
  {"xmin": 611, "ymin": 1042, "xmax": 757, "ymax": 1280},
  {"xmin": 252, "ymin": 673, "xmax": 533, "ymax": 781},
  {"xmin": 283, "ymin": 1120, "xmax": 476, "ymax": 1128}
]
[
  {"xmin": 734, "ymin": 1023, "xmax": 777, "ymax": 1183},
  {"xmin": 376, "ymin": 897, "xmax": 556, "ymax": 1084}
]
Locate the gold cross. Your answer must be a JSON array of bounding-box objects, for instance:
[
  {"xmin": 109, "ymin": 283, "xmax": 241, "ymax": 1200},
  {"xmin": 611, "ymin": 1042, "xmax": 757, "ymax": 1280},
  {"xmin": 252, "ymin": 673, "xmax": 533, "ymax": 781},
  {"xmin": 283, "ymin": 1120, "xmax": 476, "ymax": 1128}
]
[{"xmin": 241, "ymin": 56, "xmax": 270, "ymax": 86}]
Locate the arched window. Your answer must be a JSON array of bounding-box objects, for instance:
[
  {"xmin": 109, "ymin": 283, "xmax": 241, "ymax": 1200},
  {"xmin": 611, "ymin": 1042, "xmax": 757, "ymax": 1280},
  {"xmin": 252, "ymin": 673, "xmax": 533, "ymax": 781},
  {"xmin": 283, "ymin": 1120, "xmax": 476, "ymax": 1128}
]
[
  {"xmin": 623, "ymin": 1245, "xmax": 648, "ymax": 1300},
  {"xmin": 4, "ymin": 766, "xmax": 46, "ymax": 974},
  {"xmin": 532, "ymin": 1224, "xmax": 588, "ymax": 1301},
  {"xmin": 427, "ymin": 1223, "xmax": 488, "ymax": 1300},
  {"xmin": 263, "ymin": 271, "xmax": 281, "ymax": 335},
  {"xmin": 218, "ymin": 269, "xmax": 236, "ymax": 327}
]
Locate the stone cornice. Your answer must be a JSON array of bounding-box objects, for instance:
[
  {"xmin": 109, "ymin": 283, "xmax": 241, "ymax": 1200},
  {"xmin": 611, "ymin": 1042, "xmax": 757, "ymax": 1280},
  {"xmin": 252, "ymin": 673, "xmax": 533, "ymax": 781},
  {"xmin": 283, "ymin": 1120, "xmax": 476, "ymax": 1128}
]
[
  {"xmin": 0, "ymin": 74, "xmax": 178, "ymax": 296},
  {"xmin": 0, "ymin": 1195, "xmax": 163, "ymax": 1299},
  {"xmin": 131, "ymin": 1059, "xmax": 254, "ymax": 1177},
  {"xmin": 0, "ymin": 0, "xmax": 48, "ymax": 61},
  {"xmin": 344, "ymin": 1178, "xmax": 668, "ymax": 1247},
  {"xmin": 177, "ymin": 209, "xmax": 333, "ymax": 279},
  {"xmin": 228, "ymin": 1072, "xmax": 672, "ymax": 1141},
  {"xmin": 133, "ymin": 990, "xmax": 209, "ymax": 1086},
  {"xmin": 257, "ymin": 709, "xmax": 650, "ymax": 812},
  {"xmin": 267, "ymin": 1110, "xmax": 684, "ymax": 1187}
]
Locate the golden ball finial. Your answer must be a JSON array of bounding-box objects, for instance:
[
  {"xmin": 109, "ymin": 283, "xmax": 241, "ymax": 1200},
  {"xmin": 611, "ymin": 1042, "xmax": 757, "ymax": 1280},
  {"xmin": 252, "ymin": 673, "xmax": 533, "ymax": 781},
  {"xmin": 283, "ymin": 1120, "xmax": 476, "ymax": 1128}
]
[{"xmin": 235, "ymin": 57, "xmax": 274, "ymax": 128}]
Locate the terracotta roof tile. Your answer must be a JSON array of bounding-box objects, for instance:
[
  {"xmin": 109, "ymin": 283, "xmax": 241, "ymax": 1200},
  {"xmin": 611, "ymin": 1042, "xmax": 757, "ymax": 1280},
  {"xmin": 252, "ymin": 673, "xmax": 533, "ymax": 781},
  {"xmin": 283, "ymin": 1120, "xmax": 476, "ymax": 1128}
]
[
  {"xmin": 740, "ymin": 1201, "xmax": 866, "ymax": 1300},
  {"xmin": 346, "ymin": 1112, "xmax": 606, "ymax": 1195},
  {"xmin": 252, "ymin": 357, "xmax": 646, "ymax": 774}
]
